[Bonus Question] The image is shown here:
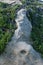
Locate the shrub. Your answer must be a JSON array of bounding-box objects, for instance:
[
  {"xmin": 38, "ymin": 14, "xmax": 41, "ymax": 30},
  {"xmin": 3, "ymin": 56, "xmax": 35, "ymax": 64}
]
[
  {"xmin": 0, "ymin": 2, "xmax": 19, "ymax": 54},
  {"xmin": 26, "ymin": 2, "xmax": 43, "ymax": 56}
]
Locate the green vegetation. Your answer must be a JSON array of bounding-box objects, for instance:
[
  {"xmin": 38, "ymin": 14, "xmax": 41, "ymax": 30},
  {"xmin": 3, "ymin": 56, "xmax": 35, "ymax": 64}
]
[
  {"xmin": 26, "ymin": 1, "xmax": 43, "ymax": 56},
  {"xmin": 0, "ymin": 2, "xmax": 9, "ymax": 8},
  {"xmin": 21, "ymin": 0, "xmax": 26, "ymax": 4},
  {"xmin": 0, "ymin": 2, "xmax": 20, "ymax": 54},
  {"xmin": 22, "ymin": 0, "xmax": 43, "ymax": 7}
]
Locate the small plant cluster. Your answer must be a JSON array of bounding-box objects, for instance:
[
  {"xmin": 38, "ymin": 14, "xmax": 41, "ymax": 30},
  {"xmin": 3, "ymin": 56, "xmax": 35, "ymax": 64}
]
[
  {"xmin": 0, "ymin": 2, "xmax": 20, "ymax": 54},
  {"xmin": 26, "ymin": 2, "xmax": 43, "ymax": 56}
]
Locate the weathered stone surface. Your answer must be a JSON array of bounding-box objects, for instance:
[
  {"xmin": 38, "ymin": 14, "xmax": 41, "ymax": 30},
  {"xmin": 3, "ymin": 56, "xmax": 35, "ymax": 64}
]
[
  {"xmin": 0, "ymin": 5, "xmax": 43, "ymax": 65},
  {"xmin": 0, "ymin": 0, "xmax": 22, "ymax": 5}
]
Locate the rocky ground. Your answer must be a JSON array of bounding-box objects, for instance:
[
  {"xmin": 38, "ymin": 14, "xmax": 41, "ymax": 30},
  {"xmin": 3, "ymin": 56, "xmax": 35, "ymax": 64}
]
[{"xmin": 0, "ymin": 0, "xmax": 43, "ymax": 65}]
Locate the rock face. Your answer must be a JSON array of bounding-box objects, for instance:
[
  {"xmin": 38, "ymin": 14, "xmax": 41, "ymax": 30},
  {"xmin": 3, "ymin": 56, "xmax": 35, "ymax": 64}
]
[
  {"xmin": 0, "ymin": 0, "xmax": 15, "ymax": 4},
  {"xmin": 0, "ymin": 8, "xmax": 43, "ymax": 65},
  {"xmin": 15, "ymin": 9, "xmax": 32, "ymax": 39},
  {"xmin": 0, "ymin": 0, "xmax": 22, "ymax": 4}
]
